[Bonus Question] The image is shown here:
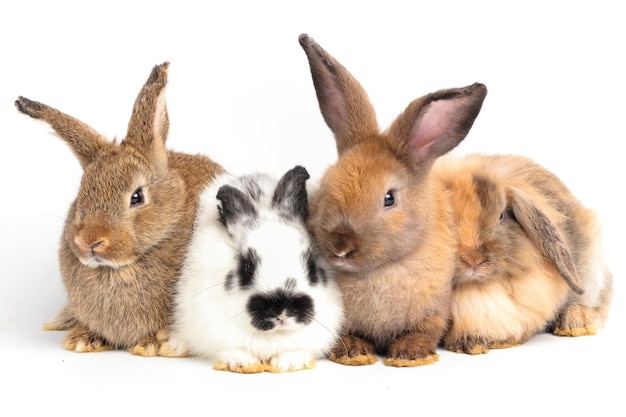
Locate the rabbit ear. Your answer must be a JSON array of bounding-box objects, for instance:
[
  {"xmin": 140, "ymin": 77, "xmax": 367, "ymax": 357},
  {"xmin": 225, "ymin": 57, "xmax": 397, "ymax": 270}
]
[
  {"xmin": 15, "ymin": 96, "xmax": 109, "ymax": 169},
  {"xmin": 216, "ymin": 185, "xmax": 258, "ymax": 227},
  {"xmin": 124, "ymin": 62, "xmax": 170, "ymax": 166},
  {"xmin": 299, "ymin": 34, "xmax": 379, "ymax": 155},
  {"xmin": 272, "ymin": 165, "xmax": 310, "ymax": 220},
  {"xmin": 508, "ymin": 187, "xmax": 585, "ymax": 294},
  {"xmin": 387, "ymin": 83, "xmax": 487, "ymax": 169}
]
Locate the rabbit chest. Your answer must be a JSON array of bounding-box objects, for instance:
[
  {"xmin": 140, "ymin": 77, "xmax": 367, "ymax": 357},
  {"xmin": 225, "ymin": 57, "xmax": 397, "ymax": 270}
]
[
  {"xmin": 335, "ymin": 252, "xmax": 455, "ymax": 345},
  {"xmin": 451, "ymin": 266, "xmax": 571, "ymax": 340},
  {"xmin": 59, "ymin": 244, "xmax": 173, "ymax": 346}
]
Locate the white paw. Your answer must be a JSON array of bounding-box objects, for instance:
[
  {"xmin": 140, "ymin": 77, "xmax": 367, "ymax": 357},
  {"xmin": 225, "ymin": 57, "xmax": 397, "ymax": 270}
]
[
  {"xmin": 214, "ymin": 349, "xmax": 265, "ymax": 373},
  {"xmin": 268, "ymin": 350, "xmax": 316, "ymax": 372}
]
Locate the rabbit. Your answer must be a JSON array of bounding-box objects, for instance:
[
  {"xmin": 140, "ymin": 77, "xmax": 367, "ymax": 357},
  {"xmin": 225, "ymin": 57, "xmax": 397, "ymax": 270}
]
[
  {"xmin": 298, "ymin": 34, "xmax": 487, "ymax": 367},
  {"xmin": 159, "ymin": 165, "xmax": 345, "ymax": 373},
  {"xmin": 435, "ymin": 153, "xmax": 613, "ymax": 354},
  {"xmin": 14, "ymin": 62, "xmax": 225, "ymax": 356}
]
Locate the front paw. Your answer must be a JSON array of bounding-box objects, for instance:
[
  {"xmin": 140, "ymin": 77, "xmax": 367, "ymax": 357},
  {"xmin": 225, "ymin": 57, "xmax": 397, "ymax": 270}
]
[
  {"xmin": 329, "ymin": 335, "xmax": 378, "ymax": 366},
  {"xmin": 156, "ymin": 330, "xmax": 189, "ymax": 358},
  {"xmin": 267, "ymin": 350, "xmax": 316, "ymax": 373},
  {"xmin": 128, "ymin": 332, "xmax": 165, "ymax": 357},
  {"xmin": 444, "ymin": 336, "xmax": 490, "ymax": 355},
  {"xmin": 64, "ymin": 326, "xmax": 114, "ymax": 353},
  {"xmin": 385, "ymin": 333, "xmax": 439, "ymax": 367},
  {"xmin": 444, "ymin": 334, "xmax": 523, "ymax": 355},
  {"xmin": 213, "ymin": 349, "xmax": 266, "ymax": 374},
  {"xmin": 554, "ymin": 304, "xmax": 599, "ymax": 337}
]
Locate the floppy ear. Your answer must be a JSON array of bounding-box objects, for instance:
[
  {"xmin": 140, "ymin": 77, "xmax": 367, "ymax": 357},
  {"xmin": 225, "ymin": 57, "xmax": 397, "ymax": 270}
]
[
  {"xmin": 386, "ymin": 83, "xmax": 487, "ymax": 170},
  {"xmin": 216, "ymin": 185, "xmax": 257, "ymax": 228},
  {"xmin": 508, "ymin": 187, "xmax": 584, "ymax": 294},
  {"xmin": 299, "ymin": 34, "xmax": 379, "ymax": 155},
  {"xmin": 124, "ymin": 62, "xmax": 170, "ymax": 171},
  {"xmin": 272, "ymin": 165, "xmax": 310, "ymax": 220},
  {"xmin": 15, "ymin": 96, "xmax": 109, "ymax": 169}
]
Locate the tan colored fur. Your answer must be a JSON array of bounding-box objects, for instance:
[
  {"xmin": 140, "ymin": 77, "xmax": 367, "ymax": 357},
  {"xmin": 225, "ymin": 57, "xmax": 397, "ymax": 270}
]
[
  {"xmin": 436, "ymin": 154, "xmax": 613, "ymax": 354},
  {"xmin": 16, "ymin": 63, "xmax": 224, "ymax": 355},
  {"xmin": 299, "ymin": 34, "xmax": 487, "ymax": 367}
]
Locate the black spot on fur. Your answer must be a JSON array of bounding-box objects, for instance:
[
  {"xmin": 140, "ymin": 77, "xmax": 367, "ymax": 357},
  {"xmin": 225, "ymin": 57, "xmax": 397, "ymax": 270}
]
[
  {"xmin": 305, "ymin": 249, "xmax": 327, "ymax": 285},
  {"xmin": 216, "ymin": 185, "xmax": 257, "ymax": 227},
  {"xmin": 237, "ymin": 248, "xmax": 259, "ymax": 289},
  {"xmin": 247, "ymin": 288, "xmax": 315, "ymax": 331},
  {"xmin": 225, "ymin": 272, "xmax": 236, "ymax": 291},
  {"xmin": 272, "ymin": 165, "xmax": 310, "ymax": 220}
]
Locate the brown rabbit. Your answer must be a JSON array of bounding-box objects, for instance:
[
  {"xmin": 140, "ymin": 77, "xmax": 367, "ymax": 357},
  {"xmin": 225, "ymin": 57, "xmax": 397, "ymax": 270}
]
[
  {"xmin": 437, "ymin": 153, "xmax": 613, "ymax": 354},
  {"xmin": 298, "ymin": 34, "xmax": 487, "ymax": 367},
  {"xmin": 15, "ymin": 62, "xmax": 225, "ymax": 356}
]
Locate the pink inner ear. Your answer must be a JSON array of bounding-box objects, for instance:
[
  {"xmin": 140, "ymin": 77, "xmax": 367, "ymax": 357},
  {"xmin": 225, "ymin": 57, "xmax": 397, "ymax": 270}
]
[{"xmin": 410, "ymin": 99, "xmax": 456, "ymax": 152}]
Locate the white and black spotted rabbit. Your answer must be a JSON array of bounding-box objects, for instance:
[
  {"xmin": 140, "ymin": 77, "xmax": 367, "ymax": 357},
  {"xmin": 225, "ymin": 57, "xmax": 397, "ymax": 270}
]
[{"xmin": 160, "ymin": 166, "xmax": 345, "ymax": 373}]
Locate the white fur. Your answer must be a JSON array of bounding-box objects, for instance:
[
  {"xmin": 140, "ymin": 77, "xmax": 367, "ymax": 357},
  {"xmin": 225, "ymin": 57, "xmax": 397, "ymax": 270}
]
[{"xmin": 167, "ymin": 171, "xmax": 345, "ymax": 372}]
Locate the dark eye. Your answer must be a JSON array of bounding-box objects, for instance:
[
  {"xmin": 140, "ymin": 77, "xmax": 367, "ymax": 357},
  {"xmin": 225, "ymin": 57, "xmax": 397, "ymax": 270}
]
[
  {"xmin": 244, "ymin": 261, "xmax": 254, "ymax": 277},
  {"xmin": 384, "ymin": 191, "xmax": 396, "ymax": 207},
  {"xmin": 238, "ymin": 249, "xmax": 258, "ymax": 288},
  {"xmin": 131, "ymin": 188, "xmax": 144, "ymax": 207}
]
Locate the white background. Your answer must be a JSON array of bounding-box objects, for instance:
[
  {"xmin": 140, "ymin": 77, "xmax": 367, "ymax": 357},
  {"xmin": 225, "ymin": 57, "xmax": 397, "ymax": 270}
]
[{"xmin": 1, "ymin": 1, "xmax": 623, "ymax": 415}]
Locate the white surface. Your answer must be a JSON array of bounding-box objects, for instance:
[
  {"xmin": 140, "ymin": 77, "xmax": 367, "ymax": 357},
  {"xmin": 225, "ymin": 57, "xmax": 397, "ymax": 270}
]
[{"xmin": 1, "ymin": 1, "xmax": 623, "ymax": 415}]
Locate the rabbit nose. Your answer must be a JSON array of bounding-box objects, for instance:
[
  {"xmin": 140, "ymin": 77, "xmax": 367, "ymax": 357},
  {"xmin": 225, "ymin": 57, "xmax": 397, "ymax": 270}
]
[
  {"xmin": 329, "ymin": 232, "xmax": 357, "ymax": 259},
  {"xmin": 460, "ymin": 246, "xmax": 485, "ymax": 267}
]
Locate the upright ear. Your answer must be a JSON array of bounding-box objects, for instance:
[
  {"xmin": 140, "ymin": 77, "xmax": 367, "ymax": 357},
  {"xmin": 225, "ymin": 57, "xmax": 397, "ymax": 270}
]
[
  {"xmin": 216, "ymin": 185, "xmax": 258, "ymax": 228},
  {"xmin": 299, "ymin": 34, "xmax": 379, "ymax": 155},
  {"xmin": 387, "ymin": 83, "xmax": 487, "ymax": 169},
  {"xmin": 508, "ymin": 187, "xmax": 584, "ymax": 294},
  {"xmin": 272, "ymin": 165, "xmax": 310, "ymax": 220},
  {"xmin": 15, "ymin": 96, "xmax": 109, "ymax": 169},
  {"xmin": 124, "ymin": 62, "xmax": 170, "ymax": 169}
]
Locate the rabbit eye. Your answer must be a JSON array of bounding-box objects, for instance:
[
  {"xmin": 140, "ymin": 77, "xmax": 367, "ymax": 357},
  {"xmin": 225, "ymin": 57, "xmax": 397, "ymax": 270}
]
[
  {"xmin": 384, "ymin": 191, "xmax": 396, "ymax": 207},
  {"xmin": 238, "ymin": 249, "xmax": 259, "ymax": 288},
  {"xmin": 130, "ymin": 188, "xmax": 145, "ymax": 207}
]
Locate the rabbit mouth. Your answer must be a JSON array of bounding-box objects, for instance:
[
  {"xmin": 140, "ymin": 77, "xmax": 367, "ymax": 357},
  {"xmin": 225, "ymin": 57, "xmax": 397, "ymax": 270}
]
[
  {"xmin": 78, "ymin": 253, "xmax": 135, "ymax": 269},
  {"xmin": 330, "ymin": 257, "xmax": 359, "ymax": 272}
]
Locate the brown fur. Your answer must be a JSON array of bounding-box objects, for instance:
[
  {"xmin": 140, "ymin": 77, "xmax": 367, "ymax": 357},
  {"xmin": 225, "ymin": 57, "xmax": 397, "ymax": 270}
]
[
  {"xmin": 15, "ymin": 62, "xmax": 225, "ymax": 355},
  {"xmin": 436, "ymin": 154, "xmax": 613, "ymax": 354},
  {"xmin": 299, "ymin": 34, "xmax": 487, "ymax": 367}
]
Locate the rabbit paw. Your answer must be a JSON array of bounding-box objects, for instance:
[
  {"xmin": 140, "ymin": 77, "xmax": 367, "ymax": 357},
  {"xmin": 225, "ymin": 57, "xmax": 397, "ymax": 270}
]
[
  {"xmin": 446, "ymin": 339, "xmax": 490, "ymax": 355},
  {"xmin": 213, "ymin": 349, "xmax": 266, "ymax": 374},
  {"xmin": 63, "ymin": 326, "xmax": 114, "ymax": 353},
  {"xmin": 329, "ymin": 335, "xmax": 378, "ymax": 366},
  {"xmin": 42, "ymin": 305, "xmax": 77, "ymax": 331},
  {"xmin": 445, "ymin": 334, "xmax": 524, "ymax": 355},
  {"xmin": 554, "ymin": 304, "xmax": 599, "ymax": 337},
  {"xmin": 385, "ymin": 333, "xmax": 439, "ymax": 367},
  {"xmin": 266, "ymin": 351, "xmax": 316, "ymax": 373},
  {"xmin": 155, "ymin": 330, "xmax": 189, "ymax": 358},
  {"xmin": 128, "ymin": 333, "xmax": 162, "ymax": 357}
]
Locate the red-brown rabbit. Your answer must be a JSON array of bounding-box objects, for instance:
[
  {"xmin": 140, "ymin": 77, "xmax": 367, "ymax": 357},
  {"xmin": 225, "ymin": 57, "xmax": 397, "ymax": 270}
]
[{"xmin": 298, "ymin": 34, "xmax": 487, "ymax": 367}]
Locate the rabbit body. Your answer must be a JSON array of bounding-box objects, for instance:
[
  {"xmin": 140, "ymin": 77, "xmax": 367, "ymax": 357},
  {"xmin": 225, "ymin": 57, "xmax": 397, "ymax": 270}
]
[
  {"xmin": 298, "ymin": 34, "xmax": 487, "ymax": 367},
  {"xmin": 15, "ymin": 63, "xmax": 224, "ymax": 355},
  {"xmin": 437, "ymin": 153, "xmax": 613, "ymax": 354},
  {"xmin": 162, "ymin": 166, "xmax": 345, "ymax": 373}
]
